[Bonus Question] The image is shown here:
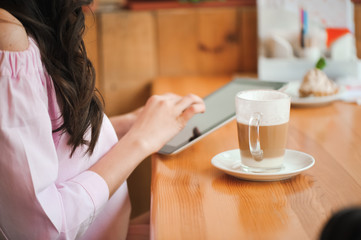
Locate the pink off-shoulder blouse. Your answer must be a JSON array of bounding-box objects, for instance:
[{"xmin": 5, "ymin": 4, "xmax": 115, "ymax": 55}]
[{"xmin": 0, "ymin": 37, "xmax": 130, "ymax": 239}]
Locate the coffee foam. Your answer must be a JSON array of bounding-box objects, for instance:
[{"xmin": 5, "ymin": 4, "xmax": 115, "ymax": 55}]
[
  {"xmin": 236, "ymin": 90, "xmax": 290, "ymax": 126},
  {"xmin": 239, "ymin": 90, "xmax": 287, "ymax": 101}
]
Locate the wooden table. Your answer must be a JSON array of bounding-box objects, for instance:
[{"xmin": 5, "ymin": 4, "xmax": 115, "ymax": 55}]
[{"xmin": 150, "ymin": 76, "xmax": 361, "ymax": 240}]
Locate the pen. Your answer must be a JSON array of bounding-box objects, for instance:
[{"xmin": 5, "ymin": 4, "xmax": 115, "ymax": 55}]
[
  {"xmin": 300, "ymin": 8, "xmax": 308, "ymax": 49},
  {"xmin": 300, "ymin": 8, "xmax": 304, "ymax": 48}
]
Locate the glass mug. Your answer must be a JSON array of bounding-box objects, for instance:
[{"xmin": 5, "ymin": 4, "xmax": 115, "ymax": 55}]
[{"xmin": 235, "ymin": 89, "xmax": 291, "ymax": 172}]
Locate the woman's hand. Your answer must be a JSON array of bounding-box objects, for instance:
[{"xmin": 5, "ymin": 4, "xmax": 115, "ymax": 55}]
[
  {"xmin": 91, "ymin": 93, "xmax": 205, "ymax": 196},
  {"xmin": 125, "ymin": 93, "xmax": 205, "ymax": 154}
]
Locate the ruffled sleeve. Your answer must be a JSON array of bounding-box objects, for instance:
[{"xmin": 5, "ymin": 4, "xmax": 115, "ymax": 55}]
[{"xmin": 0, "ymin": 38, "xmax": 111, "ymax": 239}]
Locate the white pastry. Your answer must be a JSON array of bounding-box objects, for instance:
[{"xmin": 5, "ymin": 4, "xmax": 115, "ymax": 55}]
[{"xmin": 299, "ymin": 68, "xmax": 338, "ymax": 97}]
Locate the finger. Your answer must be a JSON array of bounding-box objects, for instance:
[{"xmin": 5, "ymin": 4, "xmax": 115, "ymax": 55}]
[
  {"xmin": 146, "ymin": 93, "xmax": 180, "ymax": 108},
  {"xmin": 162, "ymin": 92, "xmax": 180, "ymax": 99},
  {"xmin": 159, "ymin": 93, "xmax": 185, "ymax": 104},
  {"xmin": 180, "ymin": 102, "xmax": 206, "ymax": 123},
  {"xmin": 175, "ymin": 94, "xmax": 204, "ymax": 113}
]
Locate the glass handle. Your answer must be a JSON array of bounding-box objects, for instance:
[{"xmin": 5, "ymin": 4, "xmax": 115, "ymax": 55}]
[{"xmin": 249, "ymin": 112, "xmax": 263, "ymax": 161}]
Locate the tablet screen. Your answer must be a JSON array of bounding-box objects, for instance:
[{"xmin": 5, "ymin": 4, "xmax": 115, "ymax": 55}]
[{"xmin": 158, "ymin": 78, "xmax": 286, "ymax": 154}]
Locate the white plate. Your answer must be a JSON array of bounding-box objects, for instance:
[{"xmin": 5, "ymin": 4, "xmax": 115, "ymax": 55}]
[
  {"xmin": 211, "ymin": 149, "xmax": 315, "ymax": 181},
  {"xmin": 282, "ymin": 81, "xmax": 343, "ymax": 107}
]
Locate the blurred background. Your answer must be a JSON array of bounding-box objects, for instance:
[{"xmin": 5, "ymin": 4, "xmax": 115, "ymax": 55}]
[{"xmin": 83, "ymin": 0, "xmax": 361, "ymax": 219}]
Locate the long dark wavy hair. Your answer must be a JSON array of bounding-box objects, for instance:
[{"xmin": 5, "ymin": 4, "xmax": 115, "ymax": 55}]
[{"xmin": 1, "ymin": 0, "xmax": 104, "ymax": 156}]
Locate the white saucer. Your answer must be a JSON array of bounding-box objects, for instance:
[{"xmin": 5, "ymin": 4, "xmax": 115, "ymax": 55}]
[
  {"xmin": 211, "ymin": 149, "xmax": 315, "ymax": 181},
  {"xmin": 282, "ymin": 81, "xmax": 344, "ymax": 107}
]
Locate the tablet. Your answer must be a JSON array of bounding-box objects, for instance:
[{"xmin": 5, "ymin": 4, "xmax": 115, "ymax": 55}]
[{"xmin": 158, "ymin": 78, "xmax": 287, "ymax": 155}]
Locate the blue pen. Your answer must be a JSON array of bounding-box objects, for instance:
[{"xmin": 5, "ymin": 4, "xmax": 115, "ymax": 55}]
[
  {"xmin": 302, "ymin": 9, "xmax": 309, "ymax": 48},
  {"xmin": 300, "ymin": 8, "xmax": 305, "ymax": 48},
  {"xmin": 303, "ymin": 10, "xmax": 308, "ymax": 35}
]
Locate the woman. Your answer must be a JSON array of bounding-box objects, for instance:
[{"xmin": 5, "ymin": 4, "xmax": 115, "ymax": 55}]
[{"xmin": 0, "ymin": 1, "xmax": 205, "ymax": 239}]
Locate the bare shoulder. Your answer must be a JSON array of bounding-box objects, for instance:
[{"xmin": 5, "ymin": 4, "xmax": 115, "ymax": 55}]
[{"xmin": 0, "ymin": 9, "xmax": 28, "ymax": 51}]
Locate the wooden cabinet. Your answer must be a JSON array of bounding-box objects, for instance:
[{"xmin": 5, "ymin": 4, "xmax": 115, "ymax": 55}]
[
  {"xmin": 156, "ymin": 7, "xmax": 257, "ymax": 76},
  {"xmin": 99, "ymin": 11, "xmax": 157, "ymax": 116},
  {"xmin": 156, "ymin": 9, "xmax": 198, "ymax": 76},
  {"xmin": 85, "ymin": 11, "xmax": 157, "ymax": 116},
  {"xmin": 84, "ymin": 4, "xmax": 361, "ymax": 117},
  {"xmin": 84, "ymin": 6, "xmax": 257, "ymax": 116}
]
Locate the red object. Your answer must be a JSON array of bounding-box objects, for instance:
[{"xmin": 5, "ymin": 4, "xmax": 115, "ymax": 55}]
[{"xmin": 326, "ymin": 28, "xmax": 350, "ymax": 47}]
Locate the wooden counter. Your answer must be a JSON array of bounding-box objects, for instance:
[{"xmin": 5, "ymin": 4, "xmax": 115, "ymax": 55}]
[{"xmin": 150, "ymin": 76, "xmax": 361, "ymax": 240}]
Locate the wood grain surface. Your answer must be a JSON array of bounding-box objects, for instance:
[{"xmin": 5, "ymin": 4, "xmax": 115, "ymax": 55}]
[
  {"xmin": 99, "ymin": 11, "xmax": 156, "ymax": 116},
  {"xmin": 150, "ymin": 76, "xmax": 361, "ymax": 240},
  {"xmin": 156, "ymin": 8, "xmax": 257, "ymax": 77}
]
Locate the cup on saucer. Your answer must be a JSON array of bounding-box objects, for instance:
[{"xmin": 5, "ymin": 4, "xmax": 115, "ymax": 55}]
[{"xmin": 235, "ymin": 89, "xmax": 291, "ymax": 173}]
